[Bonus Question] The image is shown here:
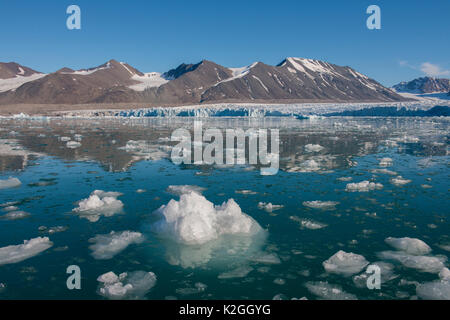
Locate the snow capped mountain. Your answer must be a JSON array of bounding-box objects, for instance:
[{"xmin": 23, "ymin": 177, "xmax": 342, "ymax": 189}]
[
  {"xmin": 0, "ymin": 58, "xmax": 408, "ymax": 105},
  {"xmin": 0, "ymin": 62, "xmax": 46, "ymax": 93},
  {"xmin": 393, "ymin": 77, "xmax": 450, "ymax": 94}
]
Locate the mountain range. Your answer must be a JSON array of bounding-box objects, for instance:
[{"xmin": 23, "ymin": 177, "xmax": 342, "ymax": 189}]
[
  {"xmin": 0, "ymin": 58, "xmax": 409, "ymax": 106},
  {"xmin": 392, "ymin": 77, "xmax": 450, "ymax": 94}
]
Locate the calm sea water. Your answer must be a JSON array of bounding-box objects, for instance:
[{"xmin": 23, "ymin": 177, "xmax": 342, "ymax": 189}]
[{"xmin": 0, "ymin": 116, "xmax": 448, "ymax": 300}]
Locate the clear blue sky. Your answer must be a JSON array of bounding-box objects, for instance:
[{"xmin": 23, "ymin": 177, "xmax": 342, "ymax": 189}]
[{"xmin": 0, "ymin": 0, "xmax": 448, "ymax": 86}]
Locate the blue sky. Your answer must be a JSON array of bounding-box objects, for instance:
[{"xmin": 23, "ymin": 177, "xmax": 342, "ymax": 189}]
[{"xmin": 0, "ymin": 0, "xmax": 448, "ymax": 86}]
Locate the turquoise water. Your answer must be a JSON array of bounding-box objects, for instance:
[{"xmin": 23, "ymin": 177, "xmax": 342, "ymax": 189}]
[{"xmin": 0, "ymin": 117, "xmax": 449, "ymax": 300}]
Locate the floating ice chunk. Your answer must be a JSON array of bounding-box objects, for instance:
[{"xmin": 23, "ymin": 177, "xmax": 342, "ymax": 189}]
[
  {"xmin": 417, "ymin": 280, "xmax": 450, "ymax": 300},
  {"xmin": 371, "ymin": 168, "xmax": 397, "ymax": 176},
  {"xmin": 97, "ymin": 270, "xmax": 156, "ymax": 300},
  {"xmin": 66, "ymin": 141, "xmax": 81, "ymax": 149},
  {"xmin": 302, "ymin": 201, "xmax": 339, "ymax": 210},
  {"xmin": 0, "ymin": 283, "xmax": 5, "ymax": 293},
  {"xmin": 235, "ymin": 189, "xmax": 258, "ymax": 195},
  {"xmin": 0, "ymin": 237, "xmax": 53, "ymax": 266},
  {"xmin": 175, "ymin": 282, "xmax": 207, "ymax": 296},
  {"xmin": 59, "ymin": 136, "xmax": 71, "ymax": 142},
  {"xmin": 377, "ymin": 251, "xmax": 446, "ymax": 273},
  {"xmin": 0, "ymin": 211, "xmax": 30, "ymax": 220},
  {"xmin": 151, "ymin": 192, "xmax": 262, "ymax": 245},
  {"xmin": 385, "ymin": 237, "xmax": 431, "ymax": 255},
  {"xmin": 304, "ymin": 144, "xmax": 324, "ymax": 153},
  {"xmin": 305, "ymin": 281, "xmax": 357, "ymax": 300},
  {"xmin": 218, "ymin": 266, "xmax": 254, "ymax": 279},
  {"xmin": 73, "ymin": 190, "xmax": 124, "ymax": 222},
  {"xmin": 0, "ymin": 177, "xmax": 21, "ymax": 190},
  {"xmin": 298, "ymin": 159, "xmax": 320, "ymax": 172},
  {"xmin": 289, "ymin": 216, "xmax": 327, "ymax": 229},
  {"xmin": 2, "ymin": 206, "xmax": 18, "ymax": 212},
  {"xmin": 323, "ymin": 250, "xmax": 369, "ymax": 276},
  {"xmin": 345, "ymin": 181, "xmax": 383, "ymax": 192},
  {"xmin": 250, "ymin": 252, "xmax": 281, "ymax": 265},
  {"xmin": 390, "ymin": 176, "xmax": 412, "ymax": 186},
  {"xmin": 89, "ymin": 231, "xmax": 145, "ymax": 260},
  {"xmin": 440, "ymin": 268, "xmax": 450, "ymax": 280},
  {"xmin": 166, "ymin": 185, "xmax": 206, "ymax": 196},
  {"xmin": 337, "ymin": 177, "xmax": 352, "ymax": 182},
  {"xmin": 352, "ymin": 262, "xmax": 397, "ymax": 288},
  {"xmin": 257, "ymin": 202, "xmax": 284, "ymax": 212},
  {"xmin": 379, "ymin": 158, "xmax": 393, "ymax": 167}
]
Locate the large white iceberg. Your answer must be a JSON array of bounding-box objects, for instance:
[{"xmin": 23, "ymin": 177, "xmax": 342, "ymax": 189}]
[
  {"xmin": 73, "ymin": 190, "xmax": 124, "ymax": 222},
  {"xmin": 0, "ymin": 237, "xmax": 53, "ymax": 266},
  {"xmin": 89, "ymin": 231, "xmax": 145, "ymax": 260},
  {"xmin": 323, "ymin": 250, "xmax": 369, "ymax": 276},
  {"xmin": 0, "ymin": 177, "xmax": 21, "ymax": 190},
  {"xmin": 151, "ymin": 192, "xmax": 262, "ymax": 245},
  {"xmin": 97, "ymin": 271, "xmax": 157, "ymax": 300}
]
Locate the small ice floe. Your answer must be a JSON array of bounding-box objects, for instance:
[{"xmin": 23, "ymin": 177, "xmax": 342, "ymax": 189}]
[
  {"xmin": 322, "ymin": 250, "xmax": 369, "ymax": 276},
  {"xmin": 377, "ymin": 251, "xmax": 446, "ymax": 273},
  {"xmin": 305, "ymin": 281, "xmax": 357, "ymax": 300},
  {"xmin": 390, "ymin": 176, "xmax": 412, "ymax": 186},
  {"xmin": 97, "ymin": 271, "xmax": 156, "ymax": 300},
  {"xmin": 72, "ymin": 190, "xmax": 124, "ymax": 222},
  {"xmin": 218, "ymin": 266, "xmax": 254, "ymax": 279},
  {"xmin": 89, "ymin": 231, "xmax": 145, "ymax": 260},
  {"xmin": 0, "ymin": 237, "xmax": 53, "ymax": 266},
  {"xmin": 345, "ymin": 181, "xmax": 383, "ymax": 192},
  {"xmin": 379, "ymin": 158, "xmax": 393, "ymax": 167},
  {"xmin": 352, "ymin": 262, "xmax": 397, "ymax": 288},
  {"xmin": 273, "ymin": 278, "xmax": 286, "ymax": 285},
  {"xmin": 59, "ymin": 136, "xmax": 71, "ymax": 142},
  {"xmin": 304, "ymin": 144, "xmax": 324, "ymax": 153},
  {"xmin": 250, "ymin": 252, "xmax": 281, "ymax": 265},
  {"xmin": 166, "ymin": 185, "xmax": 206, "ymax": 196},
  {"xmin": 257, "ymin": 202, "xmax": 284, "ymax": 213},
  {"xmin": 2, "ymin": 206, "xmax": 18, "ymax": 212},
  {"xmin": 235, "ymin": 189, "xmax": 258, "ymax": 195},
  {"xmin": 302, "ymin": 201, "xmax": 339, "ymax": 210},
  {"xmin": 136, "ymin": 189, "xmax": 146, "ymax": 193},
  {"xmin": 151, "ymin": 192, "xmax": 262, "ymax": 245},
  {"xmin": 385, "ymin": 237, "xmax": 431, "ymax": 255},
  {"xmin": 175, "ymin": 282, "xmax": 207, "ymax": 296},
  {"xmin": 289, "ymin": 216, "xmax": 327, "ymax": 230},
  {"xmin": 416, "ymin": 269, "xmax": 450, "ymax": 300},
  {"xmin": 119, "ymin": 140, "xmax": 170, "ymax": 161},
  {"xmin": 371, "ymin": 168, "xmax": 397, "ymax": 176},
  {"xmin": 0, "ymin": 211, "xmax": 30, "ymax": 220},
  {"xmin": 66, "ymin": 141, "xmax": 81, "ymax": 149},
  {"xmin": 38, "ymin": 226, "xmax": 68, "ymax": 234},
  {"xmin": 337, "ymin": 177, "xmax": 352, "ymax": 182},
  {"xmin": 0, "ymin": 177, "xmax": 21, "ymax": 190}
]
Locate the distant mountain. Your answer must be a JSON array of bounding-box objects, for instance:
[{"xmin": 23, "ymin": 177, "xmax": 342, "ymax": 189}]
[
  {"xmin": 0, "ymin": 58, "xmax": 408, "ymax": 105},
  {"xmin": 0, "ymin": 62, "xmax": 46, "ymax": 93},
  {"xmin": 393, "ymin": 77, "xmax": 450, "ymax": 94}
]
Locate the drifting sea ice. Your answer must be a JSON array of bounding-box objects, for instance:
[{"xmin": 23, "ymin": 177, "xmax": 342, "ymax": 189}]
[
  {"xmin": 0, "ymin": 177, "xmax": 21, "ymax": 190},
  {"xmin": 390, "ymin": 176, "xmax": 412, "ymax": 186},
  {"xmin": 302, "ymin": 201, "xmax": 339, "ymax": 210},
  {"xmin": 218, "ymin": 266, "xmax": 254, "ymax": 279},
  {"xmin": 305, "ymin": 281, "xmax": 357, "ymax": 300},
  {"xmin": 97, "ymin": 271, "xmax": 157, "ymax": 300},
  {"xmin": 257, "ymin": 202, "xmax": 284, "ymax": 212},
  {"xmin": 385, "ymin": 237, "xmax": 432, "ymax": 255},
  {"xmin": 379, "ymin": 158, "xmax": 393, "ymax": 167},
  {"xmin": 304, "ymin": 144, "xmax": 324, "ymax": 153},
  {"xmin": 289, "ymin": 216, "xmax": 327, "ymax": 230},
  {"xmin": 0, "ymin": 237, "xmax": 53, "ymax": 266},
  {"xmin": 66, "ymin": 141, "xmax": 82, "ymax": 149},
  {"xmin": 345, "ymin": 181, "xmax": 383, "ymax": 192},
  {"xmin": 89, "ymin": 231, "xmax": 145, "ymax": 260},
  {"xmin": 352, "ymin": 262, "xmax": 397, "ymax": 288},
  {"xmin": 151, "ymin": 192, "xmax": 262, "ymax": 245},
  {"xmin": 417, "ymin": 280, "xmax": 450, "ymax": 300},
  {"xmin": 322, "ymin": 250, "xmax": 369, "ymax": 276},
  {"xmin": 0, "ymin": 211, "xmax": 30, "ymax": 220},
  {"xmin": 72, "ymin": 190, "xmax": 124, "ymax": 222},
  {"xmin": 166, "ymin": 185, "xmax": 206, "ymax": 196},
  {"xmin": 377, "ymin": 251, "xmax": 446, "ymax": 274}
]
